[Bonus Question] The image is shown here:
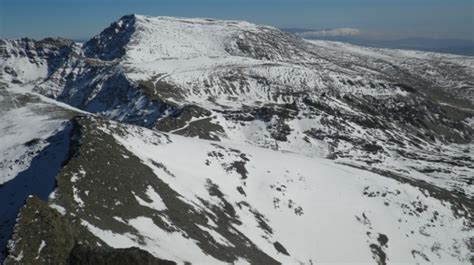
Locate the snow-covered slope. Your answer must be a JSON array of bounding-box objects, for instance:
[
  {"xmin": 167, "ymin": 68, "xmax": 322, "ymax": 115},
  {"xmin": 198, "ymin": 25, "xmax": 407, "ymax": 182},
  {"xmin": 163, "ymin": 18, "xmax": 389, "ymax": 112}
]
[
  {"xmin": 89, "ymin": 15, "xmax": 473, "ymax": 197},
  {"xmin": 99, "ymin": 117, "xmax": 472, "ymax": 264},
  {"xmin": 83, "ymin": 15, "xmax": 308, "ymax": 63},
  {"xmin": 307, "ymin": 40, "xmax": 474, "ymax": 105},
  {"xmin": 5, "ymin": 113, "xmax": 473, "ymax": 264},
  {"xmin": 0, "ymin": 14, "xmax": 473, "ymax": 264}
]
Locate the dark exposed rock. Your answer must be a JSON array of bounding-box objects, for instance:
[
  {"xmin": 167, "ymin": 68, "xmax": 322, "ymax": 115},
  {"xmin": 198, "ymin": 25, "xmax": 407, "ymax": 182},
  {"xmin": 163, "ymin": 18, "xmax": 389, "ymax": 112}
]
[
  {"xmin": 83, "ymin": 14, "xmax": 136, "ymax": 60},
  {"xmin": 361, "ymin": 143, "xmax": 384, "ymax": 154},
  {"xmin": 377, "ymin": 234, "xmax": 389, "ymax": 248},
  {"xmin": 273, "ymin": 242, "xmax": 290, "ymax": 256},
  {"xmin": 23, "ymin": 138, "xmax": 40, "ymax": 147},
  {"xmin": 4, "ymin": 196, "xmax": 104, "ymax": 265},
  {"xmin": 369, "ymin": 244, "xmax": 387, "ymax": 265},
  {"xmin": 68, "ymin": 245, "xmax": 176, "ymax": 265},
  {"xmin": 229, "ymin": 161, "xmax": 249, "ymax": 179},
  {"xmin": 4, "ymin": 197, "xmax": 174, "ymax": 265},
  {"xmin": 156, "ymin": 105, "xmax": 224, "ymax": 140}
]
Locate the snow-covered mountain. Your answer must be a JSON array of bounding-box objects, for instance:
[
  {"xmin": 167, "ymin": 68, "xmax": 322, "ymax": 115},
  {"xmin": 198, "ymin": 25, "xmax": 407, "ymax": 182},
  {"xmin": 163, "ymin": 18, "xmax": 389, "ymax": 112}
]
[{"xmin": 0, "ymin": 14, "xmax": 473, "ymax": 264}]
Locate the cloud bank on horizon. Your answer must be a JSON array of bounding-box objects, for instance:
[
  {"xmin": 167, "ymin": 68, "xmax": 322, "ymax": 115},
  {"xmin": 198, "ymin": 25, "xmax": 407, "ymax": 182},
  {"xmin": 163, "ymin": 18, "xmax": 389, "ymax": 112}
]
[
  {"xmin": 296, "ymin": 28, "xmax": 361, "ymax": 38},
  {"xmin": 285, "ymin": 27, "xmax": 474, "ymax": 56}
]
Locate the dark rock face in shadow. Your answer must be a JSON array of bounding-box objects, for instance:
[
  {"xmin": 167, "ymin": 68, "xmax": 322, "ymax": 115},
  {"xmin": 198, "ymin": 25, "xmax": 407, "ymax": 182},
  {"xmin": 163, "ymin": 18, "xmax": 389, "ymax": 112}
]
[
  {"xmin": 0, "ymin": 124, "xmax": 72, "ymax": 262},
  {"xmin": 68, "ymin": 245, "xmax": 177, "ymax": 265},
  {"xmin": 82, "ymin": 14, "xmax": 136, "ymax": 61}
]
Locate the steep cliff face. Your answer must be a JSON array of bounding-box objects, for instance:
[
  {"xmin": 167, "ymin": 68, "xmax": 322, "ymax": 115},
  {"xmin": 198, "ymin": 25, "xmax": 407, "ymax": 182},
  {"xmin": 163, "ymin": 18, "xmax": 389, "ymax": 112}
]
[
  {"xmin": 82, "ymin": 15, "xmax": 137, "ymax": 61},
  {"xmin": 0, "ymin": 14, "xmax": 473, "ymax": 264}
]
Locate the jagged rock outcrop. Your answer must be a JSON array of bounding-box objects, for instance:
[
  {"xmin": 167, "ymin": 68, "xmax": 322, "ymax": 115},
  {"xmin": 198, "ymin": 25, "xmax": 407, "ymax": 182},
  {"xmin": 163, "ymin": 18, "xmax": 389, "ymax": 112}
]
[{"xmin": 4, "ymin": 197, "xmax": 175, "ymax": 265}]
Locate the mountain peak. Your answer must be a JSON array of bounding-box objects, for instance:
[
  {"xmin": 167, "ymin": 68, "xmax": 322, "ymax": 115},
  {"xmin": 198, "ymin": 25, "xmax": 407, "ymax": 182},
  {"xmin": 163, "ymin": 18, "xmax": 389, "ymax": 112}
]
[
  {"xmin": 82, "ymin": 14, "xmax": 305, "ymax": 62},
  {"xmin": 82, "ymin": 15, "xmax": 137, "ymax": 60}
]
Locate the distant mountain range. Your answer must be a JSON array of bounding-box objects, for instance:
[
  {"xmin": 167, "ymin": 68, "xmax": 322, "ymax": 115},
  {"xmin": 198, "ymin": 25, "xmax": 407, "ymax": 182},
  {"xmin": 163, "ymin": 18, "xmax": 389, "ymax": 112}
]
[{"xmin": 283, "ymin": 28, "xmax": 474, "ymax": 56}]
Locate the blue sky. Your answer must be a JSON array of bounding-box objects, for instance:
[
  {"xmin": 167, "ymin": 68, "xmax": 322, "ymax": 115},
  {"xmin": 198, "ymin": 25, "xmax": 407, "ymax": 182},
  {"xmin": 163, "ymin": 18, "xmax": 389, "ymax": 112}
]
[{"xmin": 1, "ymin": 0, "xmax": 473, "ymax": 40}]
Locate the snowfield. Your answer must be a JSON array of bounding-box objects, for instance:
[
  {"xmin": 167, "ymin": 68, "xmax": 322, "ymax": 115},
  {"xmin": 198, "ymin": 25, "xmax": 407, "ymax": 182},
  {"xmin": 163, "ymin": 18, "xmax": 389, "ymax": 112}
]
[
  {"xmin": 94, "ymin": 119, "xmax": 471, "ymax": 264},
  {"xmin": 0, "ymin": 85, "xmax": 74, "ymax": 184}
]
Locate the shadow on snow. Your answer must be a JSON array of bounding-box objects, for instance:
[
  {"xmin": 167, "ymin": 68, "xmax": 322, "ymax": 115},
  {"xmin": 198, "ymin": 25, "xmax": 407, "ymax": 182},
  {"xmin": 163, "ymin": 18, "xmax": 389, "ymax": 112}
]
[{"xmin": 0, "ymin": 123, "xmax": 72, "ymax": 262}]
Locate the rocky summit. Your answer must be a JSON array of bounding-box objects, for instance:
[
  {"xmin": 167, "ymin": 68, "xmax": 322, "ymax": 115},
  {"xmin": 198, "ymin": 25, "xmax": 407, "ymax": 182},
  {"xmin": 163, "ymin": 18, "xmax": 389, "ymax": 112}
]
[{"xmin": 0, "ymin": 14, "xmax": 473, "ymax": 264}]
